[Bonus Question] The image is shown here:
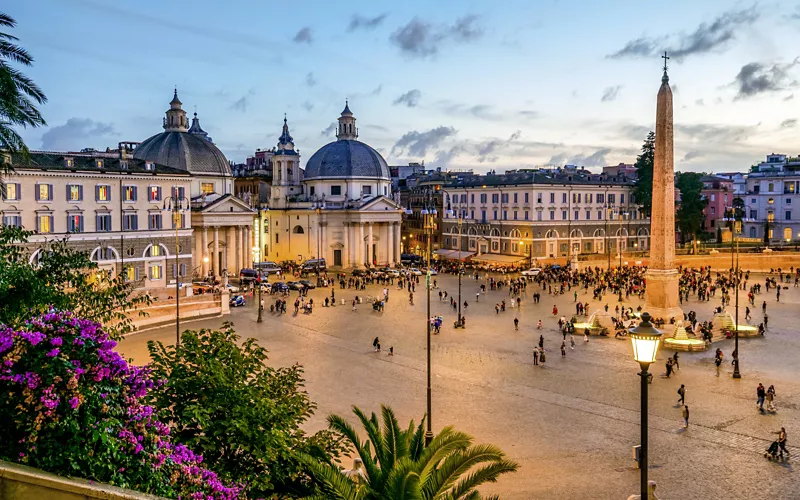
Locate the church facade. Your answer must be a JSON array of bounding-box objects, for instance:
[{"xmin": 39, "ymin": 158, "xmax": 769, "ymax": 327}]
[{"xmin": 254, "ymin": 104, "xmax": 403, "ymax": 268}]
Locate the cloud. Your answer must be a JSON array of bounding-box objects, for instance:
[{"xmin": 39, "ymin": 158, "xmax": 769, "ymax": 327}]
[
  {"xmin": 302, "ymin": 101, "xmax": 314, "ymax": 112},
  {"xmin": 785, "ymin": 93, "xmax": 795, "ymax": 101},
  {"xmin": 392, "ymin": 126, "xmax": 457, "ymax": 156},
  {"xmin": 781, "ymin": 118, "xmax": 797, "ymax": 128},
  {"xmin": 390, "ymin": 15, "xmax": 483, "ymax": 58},
  {"xmin": 305, "ymin": 72, "xmax": 317, "ymax": 86},
  {"xmin": 438, "ymin": 101, "xmax": 504, "ymax": 121},
  {"xmin": 681, "ymin": 151, "xmax": 704, "ymax": 161},
  {"xmin": 393, "ymin": 89, "xmax": 422, "ymax": 107},
  {"xmin": 321, "ymin": 122, "xmax": 337, "ymax": 137},
  {"xmin": 434, "ymin": 146, "xmax": 464, "ymax": 166},
  {"xmin": 548, "ymin": 148, "xmax": 612, "ymax": 168},
  {"xmin": 695, "ymin": 98, "xmax": 705, "ymax": 106},
  {"xmin": 676, "ymin": 123, "xmax": 757, "ymax": 143},
  {"xmin": 229, "ymin": 88, "xmax": 256, "ymax": 112},
  {"xmin": 41, "ymin": 118, "xmax": 116, "ymax": 151},
  {"xmin": 732, "ymin": 59, "xmax": 799, "ymax": 100},
  {"xmin": 601, "ymin": 85, "xmax": 623, "ymax": 102},
  {"xmin": 293, "ymin": 27, "xmax": 312, "ymax": 44},
  {"xmin": 347, "ymin": 13, "xmax": 387, "ymax": 32},
  {"xmin": 508, "ymin": 130, "xmax": 522, "ymax": 141},
  {"xmin": 518, "ymin": 110, "xmax": 538, "ymax": 119},
  {"xmin": 607, "ymin": 6, "xmax": 758, "ymax": 61}
]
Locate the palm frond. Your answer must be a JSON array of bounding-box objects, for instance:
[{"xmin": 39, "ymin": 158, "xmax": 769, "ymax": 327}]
[
  {"xmin": 381, "ymin": 404, "xmax": 407, "ymax": 472},
  {"xmin": 444, "ymin": 460, "xmax": 519, "ymax": 500},
  {"xmin": 422, "ymin": 444, "xmax": 510, "ymax": 498},
  {"xmin": 0, "ymin": 40, "xmax": 32, "ymax": 66},
  {"xmin": 384, "ymin": 457, "xmax": 423, "ymax": 500},
  {"xmin": 298, "ymin": 451, "xmax": 366, "ymax": 500}
]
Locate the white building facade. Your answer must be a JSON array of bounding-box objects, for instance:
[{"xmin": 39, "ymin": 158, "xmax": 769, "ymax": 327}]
[{"xmin": 741, "ymin": 154, "xmax": 800, "ymax": 244}]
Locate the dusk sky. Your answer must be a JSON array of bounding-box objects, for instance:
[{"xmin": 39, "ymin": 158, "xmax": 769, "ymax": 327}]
[{"xmin": 11, "ymin": 0, "xmax": 800, "ymax": 173}]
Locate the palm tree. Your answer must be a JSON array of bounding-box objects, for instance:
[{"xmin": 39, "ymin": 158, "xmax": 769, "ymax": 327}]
[
  {"xmin": 303, "ymin": 405, "xmax": 518, "ymax": 499},
  {"xmin": 0, "ymin": 12, "xmax": 46, "ymax": 157}
]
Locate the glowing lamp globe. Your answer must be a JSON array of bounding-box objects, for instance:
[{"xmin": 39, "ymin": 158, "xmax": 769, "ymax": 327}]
[{"xmin": 629, "ymin": 312, "xmax": 662, "ymax": 365}]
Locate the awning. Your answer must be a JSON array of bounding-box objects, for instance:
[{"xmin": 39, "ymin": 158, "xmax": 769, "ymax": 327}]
[
  {"xmin": 435, "ymin": 249, "xmax": 475, "ymax": 260},
  {"xmin": 471, "ymin": 253, "xmax": 525, "ymax": 264}
]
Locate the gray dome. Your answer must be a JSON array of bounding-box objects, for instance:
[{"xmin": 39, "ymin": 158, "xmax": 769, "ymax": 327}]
[
  {"xmin": 134, "ymin": 131, "xmax": 231, "ymax": 176},
  {"xmin": 304, "ymin": 140, "xmax": 390, "ymax": 180}
]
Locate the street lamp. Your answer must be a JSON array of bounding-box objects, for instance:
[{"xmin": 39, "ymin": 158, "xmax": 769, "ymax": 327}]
[
  {"xmin": 456, "ymin": 215, "xmax": 465, "ymax": 328},
  {"xmin": 421, "ymin": 195, "xmax": 437, "ymax": 446},
  {"xmin": 164, "ymin": 191, "xmax": 190, "ymax": 346},
  {"xmin": 629, "ymin": 312, "xmax": 662, "ymax": 500}
]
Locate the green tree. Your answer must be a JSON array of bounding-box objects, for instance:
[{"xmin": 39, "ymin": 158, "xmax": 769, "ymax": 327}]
[
  {"xmin": 675, "ymin": 172, "xmax": 707, "ymax": 246},
  {"xmin": 631, "ymin": 131, "xmax": 655, "ymax": 217},
  {"xmin": 0, "ymin": 13, "xmax": 46, "ymax": 157},
  {"xmin": 304, "ymin": 404, "xmax": 518, "ymax": 499},
  {"xmin": 0, "ymin": 226, "xmax": 150, "ymax": 338},
  {"xmin": 146, "ymin": 324, "xmax": 344, "ymax": 499}
]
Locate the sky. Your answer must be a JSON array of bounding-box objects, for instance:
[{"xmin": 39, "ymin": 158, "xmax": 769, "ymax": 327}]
[{"xmin": 9, "ymin": 0, "xmax": 800, "ymax": 174}]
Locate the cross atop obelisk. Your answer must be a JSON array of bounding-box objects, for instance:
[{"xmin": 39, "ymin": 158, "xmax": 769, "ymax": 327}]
[{"xmin": 662, "ymin": 51, "xmax": 669, "ymax": 72}]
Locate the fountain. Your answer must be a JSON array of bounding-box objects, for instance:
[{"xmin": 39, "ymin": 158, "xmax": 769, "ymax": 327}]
[
  {"xmin": 663, "ymin": 319, "xmax": 707, "ymax": 351},
  {"xmin": 573, "ymin": 309, "xmax": 611, "ymax": 336}
]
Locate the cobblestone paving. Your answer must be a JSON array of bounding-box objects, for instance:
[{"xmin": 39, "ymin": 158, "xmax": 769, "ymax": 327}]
[{"xmin": 119, "ymin": 271, "xmax": 800, "ymax": 499}]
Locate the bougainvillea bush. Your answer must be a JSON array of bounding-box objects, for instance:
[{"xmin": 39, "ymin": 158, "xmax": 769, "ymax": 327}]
[{"xmin": 0, "ymin": 312, "xmax": 243, "ymax": 499}]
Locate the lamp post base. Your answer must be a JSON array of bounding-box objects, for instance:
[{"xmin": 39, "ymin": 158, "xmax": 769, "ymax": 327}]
[{"xmin": 424, "ymin": 430, "xmax": 433, "ymax": 446}]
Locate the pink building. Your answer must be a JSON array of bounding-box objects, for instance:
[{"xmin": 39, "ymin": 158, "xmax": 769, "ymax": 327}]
[{"xmin": 700, "ymin": 175, "xmax": 734, "ymax": 232}]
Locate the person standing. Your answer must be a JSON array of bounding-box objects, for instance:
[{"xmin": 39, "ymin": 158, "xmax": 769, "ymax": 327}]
[
  {"xmin": 715, "ymin": 351, "xmax": 722, "ymax": 377},
  {"xmin": 682, "ymin": 405, "xmax": 689, "ymax": 429},
  {"xmin": 538, "ymin": 335, "xmax": 544, "ymax": 350},
  {"xmin": 514, "ymin": 317, "xmax": 519, "ymax": 330},
  {"xmin": 561, "ymin": 340, "xmax": 566, "ymax": 357},
  {"xmin": 570, "ymin": 334, "xmax": 575, "ymax": 350},
  {"xmin": 532, "ymin": 347, "xmax": 539, "ymax": 365},
  {"xmin": 666, "ymin": 358, "xmax": 673, "ymax": 378},
  {"xmin": 757, "ymin": 383, "xmax": 766, "ymax": 411},
  {"xmin": 372, "ymin": 337, "xmax": 380, "ymax": 352},
  {"xmin": 766, "ymin": 385, "xmax": 776, "ymax": 411},
  {"xmin": 677, "ymin": 384, "xmax": 686, "ymax": 405}
]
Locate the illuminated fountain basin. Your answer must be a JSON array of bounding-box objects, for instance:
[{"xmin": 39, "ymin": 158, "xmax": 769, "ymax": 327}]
[
  {"xmin": 663, "ymin": 320, "xmax": 708, "ymax": 352},
  {"xmin": 575, "ymin": 310, "xmax": 610, "ymax": 336}
]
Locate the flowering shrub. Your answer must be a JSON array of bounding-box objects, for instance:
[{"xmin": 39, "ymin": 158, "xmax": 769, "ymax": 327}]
[{"xmin": 0, "ymin": 312, "xmax": 242, "ymax": 499}]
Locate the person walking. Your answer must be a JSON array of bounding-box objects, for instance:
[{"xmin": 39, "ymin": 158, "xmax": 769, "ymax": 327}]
[
  {"xmin": 552, "ymin": 305, "xmax": 558, "ymax": 316},
  {"xmin": 666, "ymin": 358, "xmax": 673, "ymax": 378},
  {"xmin": 775, "ymin": 427, "xmax": 789, "ymax": 459},
  {"xmin": 533, "ymin": 347, "xmax": 539, "ymax": 365},
  {"xmin": 561, "ymin": 340, "xmax": 566, "ymax": 357},
  {"xmin": 766, "ymin": 385, "xmax": 776, "ymax": 411},
  {"xmin": 715, "ymin": 352, "xmax": 722, "ymax": 377},
  {"xmin": 757, "ymin": 383, "xmax": 766, "ymax": 411},
  {"xmin": 672, "ymin": 352, "xmax": 680, "ymax": 371},
  {"xmin": 570, "ymin": 334, "xmax": 575, "ymax": 350},
  {"xmin": 514, "ymin": 317, "xmax": 519, "ymax": 330},
  {"xmin": 372, "ymin": 337, "xmax": 380, "ymax": 352},
  {"xmin": 677, "ymin": 384, "xmax": 686, "ymax": 405},
  {"xmin": 682, "ymin": 405, "xmax": 689, "ymax": 429},
  {"xmin": 537, "ymin": 319, "xmax": 543, "ymax": 329},
  {"xmin": 745, "ymin": 306, "xmax": 751, "ymax": 321},
  {"xmin": 538, "ymin": 335, "xmax": 544, "ymax": 350}
]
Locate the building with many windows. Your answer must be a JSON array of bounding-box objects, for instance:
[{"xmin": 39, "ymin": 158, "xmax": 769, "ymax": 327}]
[
  {"xmin": 700, "ymin": 175, "xmax": 735, "ymax": 234},
  {"xmin": 440, "ymin": 166, "xmax": 649, "ymax": 264},
  {"xmin": 1, "ymin": 150, "xmax": 194, "ymax": 291},
  {"xmin": 741, "ymin": 154, "xmax": 800, "ymax": 244}
]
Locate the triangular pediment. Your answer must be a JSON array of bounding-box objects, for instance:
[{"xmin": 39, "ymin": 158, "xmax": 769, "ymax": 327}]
[
  {"xmin": 197, "ymin": 194, "xmax": 255, "ymax": 214},
  {"xmin": 358, "ymin": 196, "xmax": 402, "ymax": 212}
]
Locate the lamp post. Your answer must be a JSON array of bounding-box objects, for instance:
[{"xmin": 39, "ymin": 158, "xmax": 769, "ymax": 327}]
[
  {"xmin": 316, "ymin": 206, "xmax": 322, "ymax": 286},
  {"xmin": 629, "ymin": 312, "xmax": 663, "ymax": 500},
  {"xmin": 421, "ymin": 196, "xmax": 437, "ymax": 446},
  {"xmin": 605, "ymin": 202, "xmax": 611, "ymax": 270},
  {"xmin": 733, "ymin": 218, "xmax": 741, "ymax": 378},
  {"xmin": 457, "ymin": 215, "xmax": 464, "ymax": 328},
  {"xmin": 164, "ymin": 191, "xmax": 190, "ymax": 346}
]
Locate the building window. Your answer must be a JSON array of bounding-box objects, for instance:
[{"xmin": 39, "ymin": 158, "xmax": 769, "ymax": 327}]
[
  {"xmin": 201, "ymin": 183, "xmax": 215, "ymax": 194},
  {"xmin": 95, "ymin": 185, "xmax": 110, "ymax": 202},
  {"xmin": 149, "ymin": 213, "xmax": 163, "ymax": 230},
  {"xmin": 550, "ymin": 193, "xmax": 555, "ymax": 203},
  {"xmin": 751, "ymin": 198, "xmax": 756, "ymax": 204},
  {"xmin": 123, "ymin": 185, "xmax": 137, "ymax": 202},
  {"xmin": 524, "ymin": 211, "xmax": 529, "ymax": 220},
  {"xmin": 537, "ymin": 211, "xmax": 542, "ymax": 221},
  {"xmin": 549, "ymin": 210, "xmax": 555, "ymax": 220},
  {"xmin": 331, "ymin": 185, "xmax": 342, "ymax": 196},
  {"xmin": 146, "ymin": 245, "xmax": 163, "ymax": 257},
  {"xmin": 524, "ymin": 193, "xmax": 529, "ymax": 203},
  {"xmin": 309, "ymin": 186, "xmax": 315, "ymax": 196},
  {"xmin": 96, "ymin": 214, "xmax": 112, "ymax": 232},
  {"xmin": 598, "ymin": 210, "xmax": 602, "ymax": 220},
  {"xmin": 513, "ymin": 193, "xmax": 518, "ymax": 203},
  {"xmin": 4, "ymin": 183, "xmax": 20, "ymax": 201},
  {"xmin": 480, "ymin": 193, "xmax": 487, "ymax": 203},
  {"xmin": 460, "ymin": 194, "xmax": 467, "ymax": 203},
  {"xmin": 67, "ymin": 214, "xmax": 83, "ymax": 232},
  {"xmin": 597, "ymin": 193, "xmax": 605, "ymax": 203},
  {"xmin": 362, "ymin": 185, "xmax": 372, "ymax": 195},
  {"xmin": 172, "ymin": 213, "xmax": 185, "ymax": 229},
  {"xmin": 562, "ymin": 211, "xmax": 567, "ymax": 220},
  {"xmin": 37, "ymin": 214, "xmax": 53, "ymax": 233},
  {"xmin": 503, "ymin": 210, "xmax": 508, "ymax": 220},
  {"xmin": 787, "ymin": 198, "xmax": 792, "ymax": 205},
  {"xmin": 512, "ymin": 243, "xmax": 518, "ymax": 253},
  {"xmin": 150, "ymin": 265, "xmax": 162, "ymax": 280},
  {"xmin": 768, "ymin": 183, "xmax": 774, "ymax": 192},
  {"xmin": 786, "ymin": 211, "xmax": 792, "ymax": 220},
  {"xmin": 620, "ymin": 194, "xmax": 625, "ymax": 204},
  {"xmin": 710, "ymin": 207, "xmax": 715, "ymax": 215},
  {"xmin": 562, "ymin": 193, "xmax": 567, "ymax": 203},
  {"xmin": 513, "ymin": 211, "xmax": 518, "ymax": 220},
  {"xmin": 492, "ymin": 194, "xmax": 499, "ymax": 203},
  {"xmin": 608, "ymin": 194, "xmax": 615, "ymax": 204},
  {"xmin": 493, "ymin": 210, "xmax": 498, "ymax": 220},
  {"xmin": 149, "ymin": 186, "xmax": 162, "ymax": 201},
  {"xmin": 586, "ymin": 210, "xmax": 591, "ymax": 220},
  {"xmin": 537, "ymin": 193, "xmax": 542, "ymax": 203},
  {"xmin": 749, "ymin": 210, "xmax": 757, "ymax": 219},
  {"xmin": 501, "ymin": 193, "xmax": 508, "ymax": 203},
  {"xmin": 67, "ymin": 184, "xmax": 82, "ymax": 202},
  {"xmin": 125, "ymin": 266, "xmax": 138, "ymax": 282},
  {"xmin": 481, "ymin": 210, "xmax": 486, "ymax": 221},
  {"xmin": 587, "ymin": 193, "xmax": 593, "ymax": 203},
  {"xmin": 171, "ymin": 186, "xmax": 186, "ymax": 199},
  {"xmin": 750, "ymin": 227, "xmax": 757, "ymax": 238},
  {"xmin": 123, "ymin": 213, "xmax": 138, "ymax": 231},
  {"xmin": 36, "ymin": 184, "xmax": 52, "ymax": 201},
  {"xmin": 574, "ymin": 210, "xmax": 579, "ymax": 220},
  {"xmin": 2, "ymin": 214, "xmax": 22, "ymax": 227}
]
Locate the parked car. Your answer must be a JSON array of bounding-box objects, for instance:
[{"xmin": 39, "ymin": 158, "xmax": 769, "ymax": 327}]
[
  {"xmin": 521, "ymin": 267, "xmax": 542, "ymax": 277},
  {"xmin": 287, "ymin": 281, "xmax": 304, "ymax": 290},
  {"xmin": 229, "ymin": 295, "xmax": 246, "ymax": 307},
  {"xmin": 301, "ymin": 258, "xmax": 327, "ymax": 272},
  {"xmin": 223, "ymin": 283, "xmax": 240, "ymax": 293},
  {"xmin": 271, "ymin": 282, "xmax": 289, "ymax": 293},
  {"xmin": 298, "ymin": 279, "xmax": 316, "ymax": 289},
  {"xmin": 259, "ymin": 282, "xmax": 272, "ymax": 292},
  {"xmin": 254, "ymin": 261, "xmax": 282, "ymax": 275},
  {"xmin": 409, "ymin": 268, "xmax": 423, "ymax": 276},
  {"xmin": 352, "ymin": 269, "xmax": 367, "ymax": 277},
  {"xmin": 381, "ymin": 268, "xmax": 400, "ymax": 277}
]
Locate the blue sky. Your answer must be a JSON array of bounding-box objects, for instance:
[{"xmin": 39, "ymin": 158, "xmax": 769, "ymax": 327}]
[{"xmin": 10, "ymin": 0, "xmax": 800, "ymax": 173}]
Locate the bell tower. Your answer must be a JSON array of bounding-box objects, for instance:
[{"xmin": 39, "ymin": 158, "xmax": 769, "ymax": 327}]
[
  {"xmin": 271, "ymin": 115, "xmax": 302, "ymax": 208},
  {"xmin": 163, "ymin": 88, "xmax": 189, "ymax": 132},
  {"xmin": 336, "ymin": 100, "xmax": 358, "ymax": 141}
]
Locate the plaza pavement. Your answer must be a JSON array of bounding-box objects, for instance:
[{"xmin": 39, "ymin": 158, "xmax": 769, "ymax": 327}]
[{"xmin": 117, "ymin": 272, "xmax": 800, "ymax": 499}]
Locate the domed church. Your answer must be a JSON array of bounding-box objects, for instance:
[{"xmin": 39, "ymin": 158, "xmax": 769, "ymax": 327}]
[
  {"xmin": 256, "ymin": 103, "xmax": 403, "ymax": 268},
  {"xmin": 135, "ymin": 90, "xmax": 256, "ymax": 281}
]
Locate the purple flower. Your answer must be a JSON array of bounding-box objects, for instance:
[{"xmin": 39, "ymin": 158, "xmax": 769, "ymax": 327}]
[
  {"xmin": 50, "ymin": 337, "xmax": 63, "ymax": 346},
  {"xmin": 46, "ymin": 348, "xmax": 60, "ymax": 358},
  {"xmin": 69, "ymin": 397, "xmax": 80, "ymax": 409}
]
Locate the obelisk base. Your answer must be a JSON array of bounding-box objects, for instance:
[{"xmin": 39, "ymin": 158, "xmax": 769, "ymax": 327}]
[{"xmin": 644, "ymin": 268, "xmax": 683, "ymax": 323}]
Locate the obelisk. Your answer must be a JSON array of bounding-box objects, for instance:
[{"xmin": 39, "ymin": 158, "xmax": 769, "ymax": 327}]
[{"xmin": 645, "ymin": 53, "xmax": 683, "ymax": 323}]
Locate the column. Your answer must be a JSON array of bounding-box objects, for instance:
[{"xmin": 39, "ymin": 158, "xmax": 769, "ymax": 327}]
[
  {"xmin": 201, "ymin": 227, "xmax": 209, "ymax": 277},
  {"xmin": 234, "ymin": 226, "xmax": 241, "ymax": 272},
  {"xmin": 240, "ymin": 225, "xmax": 246, "ymax": 268},
  {"xmin": 212, "ymin": 226, "xmax": 220, "ymax": 278},
  {"xmin": 227, "ymin": 226, "xmax": 236, "ymax": 272},
  {"xmin": 343, "ymin": 222, "xmax": 350, "ymax": 268},
  {"xmin": 194, "ymin": 230, "xmax": 202, "ymax": 275},
  {"xmin": 358, "ymin": 223, "xmax": 364, "ymax": 268},
  {"xmin": 387, "ymin": 222, "xmax": 394, "ymax": 266},
  {"xmin": 368, "ymin": 222, "xmax": 374, "ymax": 266},
  {"xmin": 395, "ymin": 223, "xmax": 401, "ymax": 263},
  {"xmin": 320, "ymin": 222, "xmax": 328, "ymax": 264},
  {"xmin": 245, "ymin": 226, "xmax": 251, "ymax": 265}
]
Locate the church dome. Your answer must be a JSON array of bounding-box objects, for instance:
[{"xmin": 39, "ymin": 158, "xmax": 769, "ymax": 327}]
[
  {"xmin": 133, "ymin": 90, "xmax": 231, "ymax": 177},
  {"xmin": 304, "ymin": 139, "xmax": 390, "ymax": 180},
  {"xmin": 134, "ymin": 131, "xmax": 231, "ymax": 176}
]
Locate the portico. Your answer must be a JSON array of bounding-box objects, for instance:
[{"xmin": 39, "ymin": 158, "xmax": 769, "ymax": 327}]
[{"xmin": 192, "ymin": 194, "xmax": 255, "ymax": 278}]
